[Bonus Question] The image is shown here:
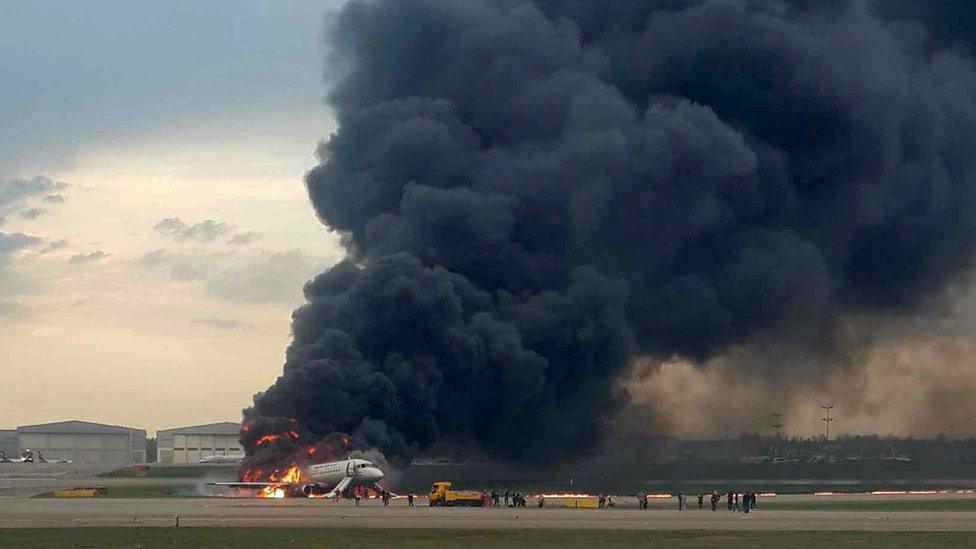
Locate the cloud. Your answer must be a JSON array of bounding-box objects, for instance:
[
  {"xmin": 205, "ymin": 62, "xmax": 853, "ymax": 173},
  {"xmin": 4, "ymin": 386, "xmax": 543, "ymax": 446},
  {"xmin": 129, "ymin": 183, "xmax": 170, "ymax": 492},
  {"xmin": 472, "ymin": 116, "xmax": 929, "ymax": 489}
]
[
  {"xmin": 0, "ymin": 299, "xmax": 22, "ymax": 317},
  {"xmin": 19, "ymin": 208, "xmax": 47, "ymax": 220},
  {"xmin": 68, "ymin": 250, "xmax": 109, "ymax": 265},
  {"xmin": 0, "ymin": 232, "xmax": 44, "ymax": 265},
  {"xmin": 0, "ymin": 232, "xmax": 46, "ymax": 305},
  {"xmin": 230, "ymin": 231, "xmax": 261, "ymax": 246},
  {"xmin": 139, "ymin": 246, "xmax": 327, "ymax": 304},
  {"xmin": 43, "ymin": 239, "xmax": 68, "ymax": 253},
  {"xmin": 207, "ymin": 249, "xmax": 324, "ymax": 303},
  {"xmin": 43, "ymin": 194, "xmax": 66, "ymax": 204},
  {"xmin": 192, "ymin": 317, "xmax": 247, "ymax": 331},
  {"xmin": 154, "ymin": 217, "xmax": 233, "ymax": 243},
  {"xmin": 0, "ymin": 176, "xmax": 66, "ymax": 218},
  {"xmin": 138, "ymin": 248, "xmax": 217, "ymax": 280},
  {"xmin": 153, "ymin": 217, "xmax": 186, "ymax": 234}
]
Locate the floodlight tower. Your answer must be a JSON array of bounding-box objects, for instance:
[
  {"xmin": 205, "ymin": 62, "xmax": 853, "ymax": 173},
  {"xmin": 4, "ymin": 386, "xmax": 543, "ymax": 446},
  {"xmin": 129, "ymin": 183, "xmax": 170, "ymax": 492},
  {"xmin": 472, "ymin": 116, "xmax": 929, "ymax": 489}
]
[
  {"xmin": 821, "ymin": 404, "xmax": 835, "ymax": 441},
  {"xmin": 771, "ymin": 413, "xmax": 784, "ymax": 458}
]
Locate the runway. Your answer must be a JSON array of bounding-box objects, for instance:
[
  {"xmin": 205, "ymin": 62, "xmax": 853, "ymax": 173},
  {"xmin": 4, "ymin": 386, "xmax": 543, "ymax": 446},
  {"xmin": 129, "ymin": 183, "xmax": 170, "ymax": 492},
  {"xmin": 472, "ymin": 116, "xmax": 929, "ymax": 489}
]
[
  {"xmin": 3, "ymin": 497, "xmax": 976, "ymax": 531},
  {"xmin": 4, "ymin": 464, "xmax": 976, "ymax": 531}
]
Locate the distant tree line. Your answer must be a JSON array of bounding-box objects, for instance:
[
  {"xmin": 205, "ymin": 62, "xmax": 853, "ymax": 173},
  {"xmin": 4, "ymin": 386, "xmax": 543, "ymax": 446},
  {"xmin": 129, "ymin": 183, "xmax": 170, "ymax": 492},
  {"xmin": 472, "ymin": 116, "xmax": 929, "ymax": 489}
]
[{"xmin": 734, "ymin": 433, "xmax": 976, "ymax": 463}]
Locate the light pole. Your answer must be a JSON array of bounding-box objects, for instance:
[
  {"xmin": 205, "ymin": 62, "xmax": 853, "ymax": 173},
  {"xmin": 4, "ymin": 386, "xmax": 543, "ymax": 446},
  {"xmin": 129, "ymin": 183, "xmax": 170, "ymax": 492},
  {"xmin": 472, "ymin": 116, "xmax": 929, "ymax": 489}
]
[
  {"xmin": 771, "ymin": 413, "xmax": 783, "ymax": 458},
  {"xmin": 821, "ymin": 404, "xmax": 834, "ymax": 441}
]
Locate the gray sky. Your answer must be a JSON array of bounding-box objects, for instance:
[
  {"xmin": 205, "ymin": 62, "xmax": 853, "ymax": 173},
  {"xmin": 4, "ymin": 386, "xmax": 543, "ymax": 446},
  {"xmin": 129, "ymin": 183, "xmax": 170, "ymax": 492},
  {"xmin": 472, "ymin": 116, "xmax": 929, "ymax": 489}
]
[{"xmin": 0, "ymin": 1, "xmax": 345, "ymax": 435}]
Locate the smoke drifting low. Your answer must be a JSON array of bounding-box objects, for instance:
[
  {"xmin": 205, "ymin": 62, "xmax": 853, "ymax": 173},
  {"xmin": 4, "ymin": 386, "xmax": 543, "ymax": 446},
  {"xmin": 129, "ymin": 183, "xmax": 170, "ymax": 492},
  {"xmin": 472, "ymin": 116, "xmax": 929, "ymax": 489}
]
[{"xmin": 246, "ymin": 0, "xmax": 976, "ymax": 462}]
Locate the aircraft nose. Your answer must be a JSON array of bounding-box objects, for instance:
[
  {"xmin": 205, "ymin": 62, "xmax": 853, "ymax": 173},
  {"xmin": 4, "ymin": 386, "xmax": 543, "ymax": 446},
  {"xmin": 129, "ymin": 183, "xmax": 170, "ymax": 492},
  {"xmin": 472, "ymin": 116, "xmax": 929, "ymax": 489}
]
[{"xmin": 369, "ymin": 467, "xmax": 384, "ymax": 481}]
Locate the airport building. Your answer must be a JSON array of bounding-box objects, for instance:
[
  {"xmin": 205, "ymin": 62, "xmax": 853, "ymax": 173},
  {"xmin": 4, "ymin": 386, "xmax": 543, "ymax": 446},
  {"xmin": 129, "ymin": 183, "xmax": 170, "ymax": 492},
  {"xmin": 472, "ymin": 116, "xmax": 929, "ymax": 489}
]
[
  {"xmin": 156, "ymin": 422, "xmax": 241, "ymax": 464},
  {"xmin": 0, "ymin": 429, "xmax": 18, "ymax": 457},
  {"xmin": 16, "ymin": 421, "xmax": 146, "ymax": 464}
]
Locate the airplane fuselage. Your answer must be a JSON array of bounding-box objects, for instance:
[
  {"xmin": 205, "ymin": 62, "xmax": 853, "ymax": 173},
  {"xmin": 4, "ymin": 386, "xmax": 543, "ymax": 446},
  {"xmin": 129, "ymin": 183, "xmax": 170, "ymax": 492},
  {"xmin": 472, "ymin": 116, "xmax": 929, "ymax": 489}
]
[{"xmin": 304, "ymin": 458, "xmax": 384, "ymax": 494}]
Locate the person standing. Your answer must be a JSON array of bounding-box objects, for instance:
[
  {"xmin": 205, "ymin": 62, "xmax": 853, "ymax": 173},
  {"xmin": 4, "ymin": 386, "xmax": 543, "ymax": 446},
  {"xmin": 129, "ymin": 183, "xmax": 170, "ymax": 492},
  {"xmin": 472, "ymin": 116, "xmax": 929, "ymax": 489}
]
[
  {"xmin": 726, "ymin": 491, "xmax": 733, "ymax": 511},
  {"xmin": 504, "ymin": 490, "xmax": 510, "ymax": 508},
  {"xmin": 710, "ymin": 492, "xmax": 718, "ymax": 512},
  {"xmin": 407, "ymin": 493, "xmax": 415, "ymax": 507},
  {"xmin": 733, "ymin": 492, "xmax": 740, "ymax": 512},
  {"xmin": 677, "ymin": 491, "xmax": 684, "ymax": 511},
  {"xmin": 697, "ymin": 493, "xmax": 704, "ymax": 509}
]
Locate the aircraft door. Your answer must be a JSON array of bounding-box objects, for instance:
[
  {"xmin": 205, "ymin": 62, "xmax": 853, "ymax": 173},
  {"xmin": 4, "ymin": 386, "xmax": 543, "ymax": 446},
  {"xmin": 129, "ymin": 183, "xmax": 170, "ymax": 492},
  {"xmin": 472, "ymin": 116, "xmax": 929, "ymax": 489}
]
[{"xmin": 346, "ymin": 461, "xmax": 357, "ymax": 477}]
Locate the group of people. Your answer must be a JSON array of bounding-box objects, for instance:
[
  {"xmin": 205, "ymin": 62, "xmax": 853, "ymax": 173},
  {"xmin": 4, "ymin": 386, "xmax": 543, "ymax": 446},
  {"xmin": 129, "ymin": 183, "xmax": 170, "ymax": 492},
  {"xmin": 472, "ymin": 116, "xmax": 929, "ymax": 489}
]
[
  {"xmin": 631, "ymin": 490, "xmax": 760, "ymax": 512},
  {"xmin": 371, "ymin": 487, "xmax": 760, "ymax": 510},
  {"xmin": 485, "ymin": 489, "xmax": 529, "ymax": 507},
  {"xmin": 714, "ymin": 491, "xmax": 759, "ymax": 512}
]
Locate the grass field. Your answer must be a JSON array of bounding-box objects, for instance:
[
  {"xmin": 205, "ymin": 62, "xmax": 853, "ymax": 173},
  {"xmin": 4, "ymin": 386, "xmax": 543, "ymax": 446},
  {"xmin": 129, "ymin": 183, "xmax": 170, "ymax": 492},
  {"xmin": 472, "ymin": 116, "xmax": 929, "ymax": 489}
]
[
  {"xmin": 633, "ymin": 483, "xmax": 976, "ymax": 496},
  {"xmin": 2, "ymin": 528, "xmax": 975, "ymax": 548},
  {"xmin": 34, "ymin": 484, "xmax": 206, "ymax": 499},
  {"xmin": 761, "ymin": 498, "xmax": 976, "ymax": 512},
  {"xmin": 98, "ymin": 466, "xmax": 237, "ymax": 479}
]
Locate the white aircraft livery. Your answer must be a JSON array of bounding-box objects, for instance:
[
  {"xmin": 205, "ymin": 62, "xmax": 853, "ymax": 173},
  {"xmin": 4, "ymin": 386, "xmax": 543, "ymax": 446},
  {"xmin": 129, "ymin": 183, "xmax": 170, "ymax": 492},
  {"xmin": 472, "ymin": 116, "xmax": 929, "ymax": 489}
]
[{"xmin": 209, "ymin": 458, "xmax": 384, "ymax": 498}]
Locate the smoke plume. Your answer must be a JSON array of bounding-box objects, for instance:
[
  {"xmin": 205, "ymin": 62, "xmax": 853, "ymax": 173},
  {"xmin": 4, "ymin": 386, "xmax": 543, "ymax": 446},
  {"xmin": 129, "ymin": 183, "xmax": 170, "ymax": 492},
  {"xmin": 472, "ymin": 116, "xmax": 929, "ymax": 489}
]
[{"xmin": 246, "ymin": 0, "xmax": 976, "ymax": 462}]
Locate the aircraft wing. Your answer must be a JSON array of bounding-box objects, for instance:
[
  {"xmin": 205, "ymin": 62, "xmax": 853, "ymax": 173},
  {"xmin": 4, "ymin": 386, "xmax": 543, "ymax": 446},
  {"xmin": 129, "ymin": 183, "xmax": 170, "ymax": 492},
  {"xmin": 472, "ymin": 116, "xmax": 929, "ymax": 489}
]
[
  {"xmin": 207, "ymin": 482, "xmax": 289, "ymax": 488},
  {"xmin": 209, "ymin": 474, "xmax": 354, "ymax": 497},
  {"xmin": 324, "ymin": 476, "xmax": 353, "ymax": 497}
]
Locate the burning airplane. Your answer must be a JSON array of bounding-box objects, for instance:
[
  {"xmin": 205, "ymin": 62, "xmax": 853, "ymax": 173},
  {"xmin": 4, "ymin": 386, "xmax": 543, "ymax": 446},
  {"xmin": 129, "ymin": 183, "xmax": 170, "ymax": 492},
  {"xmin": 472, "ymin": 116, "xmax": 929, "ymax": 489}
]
[
  {"xmin": 215, "ymin": 420, "xmax": 387, "ymax": 499},
  {"xmin": 210, "ymin": 458, "xmax": 384, "ymax": 499}
]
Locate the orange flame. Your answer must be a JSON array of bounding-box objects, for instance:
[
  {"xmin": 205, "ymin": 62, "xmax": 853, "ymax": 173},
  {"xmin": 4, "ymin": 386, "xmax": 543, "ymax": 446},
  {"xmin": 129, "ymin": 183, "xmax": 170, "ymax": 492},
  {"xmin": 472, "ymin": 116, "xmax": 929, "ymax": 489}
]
[
  {"xmin": 276, "ymin": 464, "xmax": 302, "ymax": 484},
  {"xmin": 256, "ymin": 434, "xmax": 280, "ymax": 446},
  {"xmin": 258, "ymin": 486, "xmax": 286, "ymax": 499}
]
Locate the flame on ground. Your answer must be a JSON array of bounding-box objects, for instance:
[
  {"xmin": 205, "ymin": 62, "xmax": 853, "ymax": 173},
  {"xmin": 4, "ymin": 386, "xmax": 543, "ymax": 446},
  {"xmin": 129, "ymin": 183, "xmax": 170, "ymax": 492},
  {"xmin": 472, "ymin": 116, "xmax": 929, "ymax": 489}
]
[{"xmin": 259, "ymin": 486, "xmax": 286, "ymax": 499}]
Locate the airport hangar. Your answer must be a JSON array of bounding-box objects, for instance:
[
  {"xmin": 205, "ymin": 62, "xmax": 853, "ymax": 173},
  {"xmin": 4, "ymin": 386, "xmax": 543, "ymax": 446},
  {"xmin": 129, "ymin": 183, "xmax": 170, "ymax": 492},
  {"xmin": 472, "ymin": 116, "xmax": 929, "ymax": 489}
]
[
  {"xmin": 15, "ymin": 420, "xmax": 146, "ymax": 464},
  {"xmin": 155, "ymin": 421, "xmax": 241, "ymax": 464},
  {"xmin": 0, "ymin": 429, "xmax": 17, "ymax": 456}
]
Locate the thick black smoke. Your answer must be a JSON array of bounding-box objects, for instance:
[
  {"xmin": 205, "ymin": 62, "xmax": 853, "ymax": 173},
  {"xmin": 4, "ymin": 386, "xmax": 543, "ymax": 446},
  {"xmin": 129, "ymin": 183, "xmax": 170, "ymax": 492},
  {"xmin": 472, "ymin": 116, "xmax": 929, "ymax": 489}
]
[{"xmin": 247, "ymin": 0, "xmax": 976, "ymax": 462}]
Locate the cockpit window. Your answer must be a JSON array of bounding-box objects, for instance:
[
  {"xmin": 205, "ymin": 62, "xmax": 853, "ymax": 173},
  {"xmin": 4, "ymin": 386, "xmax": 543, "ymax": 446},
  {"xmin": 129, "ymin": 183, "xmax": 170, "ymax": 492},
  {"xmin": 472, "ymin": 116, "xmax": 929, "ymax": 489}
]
[{"xmin": 358, "ymin": 464, "xmax": 368, "ymax": 468}]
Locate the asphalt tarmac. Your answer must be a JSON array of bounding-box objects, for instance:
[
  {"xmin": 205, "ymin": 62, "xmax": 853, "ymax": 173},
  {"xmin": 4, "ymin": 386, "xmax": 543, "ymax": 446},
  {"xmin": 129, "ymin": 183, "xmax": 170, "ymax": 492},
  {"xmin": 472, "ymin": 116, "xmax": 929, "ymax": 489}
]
[
  {"xmin": 3, "ymin": 464, "xmax": 976, "ymax": 531},
  {"xmin": 4, "ymin": 496, "xmax": 976, "ymax": 531}
]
